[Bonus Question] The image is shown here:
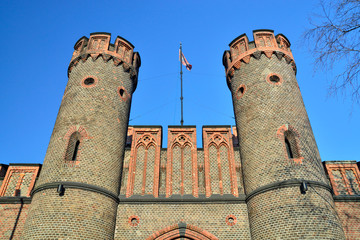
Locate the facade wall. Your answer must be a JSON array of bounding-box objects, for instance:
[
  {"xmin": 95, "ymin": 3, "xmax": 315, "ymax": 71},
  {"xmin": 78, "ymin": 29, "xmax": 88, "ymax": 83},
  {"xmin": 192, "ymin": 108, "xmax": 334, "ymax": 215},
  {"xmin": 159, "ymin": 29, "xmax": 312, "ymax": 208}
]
[
  {"xmin": 0, "ymin": 203, "xmax": 29, "ymax": 240},
  {"xmin": 336, "ymin": 202, "xmax": 360, "ymax": 240},
  {"xmin": 114, "ymin": 203, "xmax": 251, "ymax": 239},
  {"xmin": 21, "ymin": 188, "xmax": 118, "ymax": 239}
]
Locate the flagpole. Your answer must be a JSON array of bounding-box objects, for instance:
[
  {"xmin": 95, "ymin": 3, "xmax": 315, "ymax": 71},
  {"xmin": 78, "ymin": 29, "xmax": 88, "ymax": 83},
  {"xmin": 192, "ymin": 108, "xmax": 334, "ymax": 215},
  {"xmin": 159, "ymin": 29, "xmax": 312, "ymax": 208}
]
[{"xmin": 180, "ymin": 42, "xmax": 184, "ymax": 126}]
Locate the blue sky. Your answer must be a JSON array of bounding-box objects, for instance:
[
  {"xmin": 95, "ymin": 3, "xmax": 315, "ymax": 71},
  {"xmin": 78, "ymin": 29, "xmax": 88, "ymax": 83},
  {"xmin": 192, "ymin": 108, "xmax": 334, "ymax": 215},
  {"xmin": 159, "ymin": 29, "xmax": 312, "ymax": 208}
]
[{"xmin": 0, "ymin": 0, "xmax": 358, "ymax": 164}]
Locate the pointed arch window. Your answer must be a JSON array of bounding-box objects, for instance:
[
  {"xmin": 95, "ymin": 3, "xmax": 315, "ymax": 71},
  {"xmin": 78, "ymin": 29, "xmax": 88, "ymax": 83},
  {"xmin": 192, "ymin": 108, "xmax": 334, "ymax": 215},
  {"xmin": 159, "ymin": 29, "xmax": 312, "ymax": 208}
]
[{"xmin": 65, "ymin": 132, "xmax": 82, "ymax": 161}]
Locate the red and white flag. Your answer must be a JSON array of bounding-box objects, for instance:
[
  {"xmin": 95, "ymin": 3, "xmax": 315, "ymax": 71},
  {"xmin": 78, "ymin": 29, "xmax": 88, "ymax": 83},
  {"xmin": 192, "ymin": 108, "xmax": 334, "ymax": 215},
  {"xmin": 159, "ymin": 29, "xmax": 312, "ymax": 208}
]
[{"xmin": 179, "ymin": 50, "xmax": 192, "ymax": 71}]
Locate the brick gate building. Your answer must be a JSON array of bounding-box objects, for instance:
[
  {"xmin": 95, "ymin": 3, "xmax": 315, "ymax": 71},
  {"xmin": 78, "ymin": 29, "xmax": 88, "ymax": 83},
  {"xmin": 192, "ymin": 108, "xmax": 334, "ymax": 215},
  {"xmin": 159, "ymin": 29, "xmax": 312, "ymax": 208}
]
[{"xmin": 1, "ymin": 30, "xmax": 359, "ymax": 239}]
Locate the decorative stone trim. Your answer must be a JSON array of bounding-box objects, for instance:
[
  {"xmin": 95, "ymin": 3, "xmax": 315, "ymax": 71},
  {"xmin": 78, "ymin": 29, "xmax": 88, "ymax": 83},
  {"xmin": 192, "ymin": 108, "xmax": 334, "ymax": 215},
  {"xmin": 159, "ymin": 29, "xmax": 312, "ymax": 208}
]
[
  {"xmin": 129, "ymin": 215, "xmax": 140, "ymax": 226},
  {"xmin": 225, "ymin": 215, "xmax": 237, "ymax": 226},
  {"xmin": 245, "ymin": 179, "xmax": 332, "ymax": 202},
  {"xmin": 0, "ymin": 196, "xmax": 32, "ymax": 204},
  {"xmin": 119, "ymin": 194, "xmax": 246, "ymax": 204},
  {"xmin": 31, "ymin": 181, "xmax": 119, "ymax": 203},
  {"xmin": 81, "ymin": 75, "xmax": 98, "ymax": 88},
  {"xmin": 266, "ymin": 73, "xmax": 283, "ymax": 85}
]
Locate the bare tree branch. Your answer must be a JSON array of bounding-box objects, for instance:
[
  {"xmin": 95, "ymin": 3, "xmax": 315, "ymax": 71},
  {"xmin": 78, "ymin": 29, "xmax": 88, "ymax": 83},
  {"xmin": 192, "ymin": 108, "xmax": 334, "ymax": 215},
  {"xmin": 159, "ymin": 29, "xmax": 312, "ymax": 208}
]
[{"xmin": 304, "ymin": 0, "xmax": 360, "ymax": 103}]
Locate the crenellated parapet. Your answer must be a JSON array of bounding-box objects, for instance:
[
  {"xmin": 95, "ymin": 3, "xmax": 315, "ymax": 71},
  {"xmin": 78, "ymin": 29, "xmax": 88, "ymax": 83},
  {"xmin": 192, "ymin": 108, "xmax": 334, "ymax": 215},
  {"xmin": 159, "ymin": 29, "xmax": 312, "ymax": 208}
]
[
  {"xmin": 223, "ymin": 29, "xmax": 296, "ymax": 89},
  {"xmin": 68, "ymin": 32, "xmax": 141, "ymax": 89}
]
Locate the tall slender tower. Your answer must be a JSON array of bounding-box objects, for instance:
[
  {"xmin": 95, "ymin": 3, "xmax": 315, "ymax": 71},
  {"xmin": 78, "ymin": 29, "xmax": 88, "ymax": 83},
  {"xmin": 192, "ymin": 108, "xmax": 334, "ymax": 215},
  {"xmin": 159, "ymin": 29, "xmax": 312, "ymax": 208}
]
[
  {"xmin": 22, "ymin": 33, "xmax": 140, "ymax": 239},
  {"xmin": 223, "ymin": 30, "xmax": 345, "ymax": 239}
]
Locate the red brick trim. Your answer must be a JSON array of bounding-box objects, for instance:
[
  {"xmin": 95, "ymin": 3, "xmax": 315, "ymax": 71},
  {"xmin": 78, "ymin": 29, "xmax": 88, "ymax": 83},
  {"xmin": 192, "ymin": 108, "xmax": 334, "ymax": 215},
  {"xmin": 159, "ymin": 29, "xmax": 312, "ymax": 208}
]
[
  {"xmin": 117, "ymin": 86, "xmax": 130, "ymax": 102},
  {"xmin": 0, "ymin": 166, "xmax": 40, "ymax": 197},
  {"xmin": 69, "ymin": 34, "xmax": 141, "ymax": 82},
  {"xmin": 128, "ymin": 215, "xmax": 140, "ymax": 227},
  {"xmin": 266, "ymin": 73, "xmax": 283, "ymax": 86},
  {"xmin": 81, "ymin": 75, "xmax": 98, "ymax": 88},
  {"xmin": 126, "ymin": 128, "xmax": 161, "ymax": 197},
  {"xmin": 63, "ymin": 125, "xmax": 91, "ymax": 166},
  {"xmin": 325, "ymin": 163, "xmax": 360, "ymax": 195},
  {"xmin": 146, "ymin": 223, "xmax": 218, "ymax": 240},
  {"xmin": 276, "ymin": 124, "xmax": 303, "ymax": 165},
  {"xmin": 166, "ymin": 127, "xmax": 198, "ymax": 197},
  {"xmin": 235, "ymin": 84, "xmax": 246, "ymax": 99},
  {"xmin": 224, "ymin": 31, "xmax": 296, "ymax": 85},
  {"xmin": 225, "ymin": 215, "xmax": 237, "ymax": 226},
  {"xmin": 203, "ymin": 128, "xmax": 238, "ymax": 197}
]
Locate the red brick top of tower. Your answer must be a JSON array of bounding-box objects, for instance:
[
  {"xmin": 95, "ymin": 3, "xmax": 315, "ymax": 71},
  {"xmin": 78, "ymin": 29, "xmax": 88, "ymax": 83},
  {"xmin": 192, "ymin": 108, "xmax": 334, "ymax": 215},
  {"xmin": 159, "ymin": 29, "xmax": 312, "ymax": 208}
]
[
  {"xmin": 68, "ymin": 32, "xmax": 141, "ymax": 89},
  {"xmin": 223, "ymin": 29, "xmax": 296, "ymax": 89}
]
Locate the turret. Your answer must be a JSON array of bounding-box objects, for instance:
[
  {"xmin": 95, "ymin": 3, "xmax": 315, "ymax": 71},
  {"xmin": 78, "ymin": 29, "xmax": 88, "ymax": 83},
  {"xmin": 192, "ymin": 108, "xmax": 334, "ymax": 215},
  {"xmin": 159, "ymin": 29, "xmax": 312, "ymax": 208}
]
[
  {"xmin": 223, "ymin": 30, "xmax": 345, "ymax": 239},
  {"xmin": 22, "ymin": 33, "xmax": 140, "ymax": 239}
]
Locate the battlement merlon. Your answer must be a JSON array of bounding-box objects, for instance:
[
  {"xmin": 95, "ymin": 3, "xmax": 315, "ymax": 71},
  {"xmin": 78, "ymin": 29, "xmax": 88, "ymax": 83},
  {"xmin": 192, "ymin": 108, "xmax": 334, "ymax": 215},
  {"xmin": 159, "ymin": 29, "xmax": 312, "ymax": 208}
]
[
  {"xmin": 222, "ymin": 29, "xmax": 296, "ymax": 89},
  {"xmin": 67, "ymin": 32, "xmax": 141, "ymax": 90}
]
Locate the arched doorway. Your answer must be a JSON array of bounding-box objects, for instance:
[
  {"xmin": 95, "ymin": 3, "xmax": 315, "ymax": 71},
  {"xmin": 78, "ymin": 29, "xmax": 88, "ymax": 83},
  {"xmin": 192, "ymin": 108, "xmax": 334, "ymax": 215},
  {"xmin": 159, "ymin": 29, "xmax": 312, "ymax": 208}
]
[{"xmin": 147, "ymin": 223, "xmax": 218, "ymax": 240}]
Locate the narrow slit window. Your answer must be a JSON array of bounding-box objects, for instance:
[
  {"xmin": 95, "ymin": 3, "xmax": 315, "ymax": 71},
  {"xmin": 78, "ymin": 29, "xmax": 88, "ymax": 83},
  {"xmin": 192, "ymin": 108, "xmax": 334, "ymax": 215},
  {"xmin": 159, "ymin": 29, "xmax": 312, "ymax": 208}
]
[
  {"xmin": 119, "ymin": 88, "xmax": 125, "ymax": 97},
  {"xmin": 285, "ymin": 137, "xmax": 293, "ymax": 159},
  {"xmin": 72, "ymin": 140, "xmax": 80, "ymax": 160},
  {"xmin": 283, "ymin": 130, "xmax": 300, "ymax": 159},
  {"xmin": 65, "ymin": 132, "xmax": 81, "ymax": 161}
]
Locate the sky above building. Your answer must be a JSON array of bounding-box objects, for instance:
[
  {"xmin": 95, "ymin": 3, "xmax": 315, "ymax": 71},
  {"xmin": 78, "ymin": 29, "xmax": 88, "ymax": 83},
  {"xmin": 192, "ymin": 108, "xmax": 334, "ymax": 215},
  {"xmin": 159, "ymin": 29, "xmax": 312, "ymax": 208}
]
[{"xmin": 0, "ymin": 0, "xmax": 359, "ymax": 164}]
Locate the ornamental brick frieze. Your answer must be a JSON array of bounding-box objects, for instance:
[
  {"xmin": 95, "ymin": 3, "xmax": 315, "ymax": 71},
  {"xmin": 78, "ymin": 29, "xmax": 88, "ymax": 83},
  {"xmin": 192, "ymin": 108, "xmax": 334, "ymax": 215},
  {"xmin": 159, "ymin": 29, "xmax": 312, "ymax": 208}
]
[
  {"xmin": 126, "ymin": 127, "xmax": 162, "ymax": 197},
  {"xmin": 0, "ymin": 165, "xmax": 41, "ymax": 197},
  {"xmin": 203, "ymin": 127, "xmax": 238, "ymax": 197},
  {"xmin": 68, "ymin": 33, "xmax": 141, "ymax": 84},
  {"xmin": 223, "ymin": 30, "xmax": 296, "ymax": 88},
  {"xmin": 166, "ymin": 127, "xmax": 198, "ymax": 197},
  {"xmin": 324, "ymin": 161, "xmax": 360, "ymax": 196}
]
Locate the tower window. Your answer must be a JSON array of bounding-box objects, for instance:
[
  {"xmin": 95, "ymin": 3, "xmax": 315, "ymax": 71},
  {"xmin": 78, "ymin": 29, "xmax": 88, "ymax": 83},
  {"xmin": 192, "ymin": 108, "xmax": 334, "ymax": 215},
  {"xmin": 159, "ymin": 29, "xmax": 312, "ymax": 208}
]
[
  {"xmin": 236, "ymin": 84, "xmax": 246, "ymax": 99},
  {"xmin": 269, "ymin": 75, "xmax": 280, "ymax": 83},
  {"xmin": 81, "ymin": 76, "xmax": 98, "ymax": 88},
  {"xmin": 266, "ymin": 73, "xmax": 283, "ymax": 85},
  {"xmin": 119, "ymin": 88, "xmax": 125, "ymax": 97},
  {"xmin": 72, "ymin": 140, "xmax": 80, "ymax": 160},
  {"xmin": 283, "ymin": 130, "xmax": 300, "ymax": 159},
  {"xmin": 65, "ymin": 132, "xmax": 82, "ymax": 161},
  {"xmin": 285, "ymin": 137, "xmax": 293, "ymax": 159},
  {"xmin": 84, "ymin": 77, "xmax": 95, "ymax": 85}
]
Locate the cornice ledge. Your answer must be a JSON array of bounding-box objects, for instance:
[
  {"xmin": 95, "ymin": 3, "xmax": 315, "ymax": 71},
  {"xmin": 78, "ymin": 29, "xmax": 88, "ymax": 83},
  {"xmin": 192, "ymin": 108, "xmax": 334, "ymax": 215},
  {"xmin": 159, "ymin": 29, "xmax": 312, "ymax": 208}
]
[
  {"xmin": 31, "ymin": 181, "xmax": 119, "ymax": 203},
  {"xmin": 246, "ymin": 179, "xmax": 332, "ymax": 202}
]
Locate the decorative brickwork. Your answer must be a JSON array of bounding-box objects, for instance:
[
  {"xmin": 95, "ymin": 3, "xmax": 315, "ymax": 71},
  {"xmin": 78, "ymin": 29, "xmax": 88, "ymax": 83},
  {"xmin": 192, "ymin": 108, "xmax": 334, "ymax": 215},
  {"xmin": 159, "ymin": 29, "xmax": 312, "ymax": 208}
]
[
  {"xmin": 126, "ymin": 127, "xmax": 162, "ymax": 197},
  {"xmin": 324, "ymin": 161, "xmax": 360, "ymax": 195},
  {"xmin": 115, "ymin": 203, "xmax": 251, "ymax": 239},
  {"xmin": 0, "ymin": 166, "xmax": 40, "ymax": 197},
  {"xmin": 203, "ymin": 127, "xmax": 238, "ymax": 197},
  {"xmin": 166, "ymin": 127, "xmax": 198, "ymax": 197}
]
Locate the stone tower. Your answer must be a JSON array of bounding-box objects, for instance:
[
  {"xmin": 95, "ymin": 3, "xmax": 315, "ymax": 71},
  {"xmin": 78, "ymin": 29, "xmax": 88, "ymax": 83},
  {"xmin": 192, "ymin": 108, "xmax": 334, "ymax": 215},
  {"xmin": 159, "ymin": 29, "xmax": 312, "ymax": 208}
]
[
  {"xmin": 223, "ymin": 30, "xmax": 346, "ymax": 239},
  {"xmin": 22, "ymin": 33, "xmax": 140, "ymax": 239}
]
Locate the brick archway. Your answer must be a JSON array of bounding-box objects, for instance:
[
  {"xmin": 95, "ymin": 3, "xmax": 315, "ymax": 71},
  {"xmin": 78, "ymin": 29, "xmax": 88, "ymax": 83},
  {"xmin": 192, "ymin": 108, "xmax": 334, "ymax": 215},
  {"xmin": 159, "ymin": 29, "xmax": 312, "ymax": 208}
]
[{"xmin": 147, "ymin": 223, "xmax": 218, "ymax": 240}]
